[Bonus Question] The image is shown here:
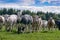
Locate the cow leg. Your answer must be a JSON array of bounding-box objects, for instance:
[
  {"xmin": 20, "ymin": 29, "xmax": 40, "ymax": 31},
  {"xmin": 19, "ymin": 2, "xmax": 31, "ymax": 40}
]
[
  {"xmin": 51, "ymin": 25, "xmax": 55, "ymax": 31},
  {"xmin": 32, "ymin": 23, "xmax": 35, "ymax": 32},
  {"xmin": 10, "ymin": 23, "xmax": 13, "ymax": 32},
  {"xmin": 58, "ymin": 25, "xmax": 60, "ymax": 30},
  {"xmin": 28, "ymin": 24, "xmax": 32, "ymax": 33},
  {"xmin": 35, "ymin": 22, "xmax": 39, "ymax": 32},
  {"xmin": 21, "ymin": 24, "xmax": 25, "ymax": 33},
  {"xmin": 48, "ymin": 26, "xmax": 50, "ymax": 31},
  {"xmin": 42, "ymin": 25, "xmax": 44, "ymax": 31},
  {"xmin": 5, "ymin": 22, "xmax": 11, "ymax": 32},
  {"xmin": 0, "ymin": 23, "xmax": 2, "ymax": 31},
  {"xmin": 39, "ymin": 25, "xmax": 42, "ymax": 31},
  {"xmin": 36, "ymin": 23, "xmax": 37, "ymax": 31},
  {"xmin": 5, "ymin": 23, "xmax": 9, "ymax": 32},
  {"xmin": 33, "ymin": 27, "xmax": 35, "ymax": 32},
  {"xmin": 17, "ymin": 26, "xmax": 22, "ymax": 34},
  {"xmin": 34, "ymin": 25, "xmax": 36, "ymax": 32},
  {"xmin": 0, "ymin": 23, "xmax": 2, "ymax": 30},
  {"xmin": 32, "ymin": 23, "xmax": 34, "ymax": 32},
  {"xmin": 31, "ymin": 23, "xmax": 34, "ymax": 33},
  {"xmin": 36, "ymin": 24, "xmax": 39, "ymax": 32},
  {"xmin": 37, "ymin": 23, "xmax": 40, "ymax": 32},
  {"xmin": 58, "ymin": 26, "xmax": 60, "ymax": 30},
  {"xmin": 25, "ymin": 24, "xmax": 28, "ymax": 32},
  {"xmin": 34, "ymin": 22, "xmax": 37, "ymax": 32},
  {"xmin": 52, "ymin": 26, "xmax": 54, "ymax": 31},
  {"xmin": 5, "ymin": 23, "xmax": 7, "ymax": 31}
]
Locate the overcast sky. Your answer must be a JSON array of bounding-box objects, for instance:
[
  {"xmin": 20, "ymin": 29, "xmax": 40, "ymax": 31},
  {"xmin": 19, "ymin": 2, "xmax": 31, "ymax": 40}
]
[{"xmin": 0, "ymin": 0, "xmax": 60, "ymax": 13}]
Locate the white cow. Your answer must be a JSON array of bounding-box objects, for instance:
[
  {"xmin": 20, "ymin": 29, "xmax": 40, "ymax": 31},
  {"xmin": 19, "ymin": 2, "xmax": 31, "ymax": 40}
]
[
  {"xmin": 0, "ymin": 15, "xmax": 5, "ymax": 30},
  {"xmin": 6, "ymin": 14, "xmax": 18, "ymax": 31},
  {"xmin": 41, "ymin": 20, "xmax": 48, "ymax": 31},
  {"xmin": 0, "ymin": 15, "xmax": 5, "ymax": 24}
]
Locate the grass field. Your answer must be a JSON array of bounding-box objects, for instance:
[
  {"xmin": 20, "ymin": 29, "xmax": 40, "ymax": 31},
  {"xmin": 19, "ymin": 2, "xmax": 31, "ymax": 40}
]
[{"xmin": 0, "ymin": 29, "xmax": 60, "ymax": 40}]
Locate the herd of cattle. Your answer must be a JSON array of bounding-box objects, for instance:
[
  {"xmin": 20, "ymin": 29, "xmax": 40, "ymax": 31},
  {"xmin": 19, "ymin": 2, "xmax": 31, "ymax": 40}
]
[{"xmin": 0, "ymin": 13, "xmax": 60, "ymax": 34}]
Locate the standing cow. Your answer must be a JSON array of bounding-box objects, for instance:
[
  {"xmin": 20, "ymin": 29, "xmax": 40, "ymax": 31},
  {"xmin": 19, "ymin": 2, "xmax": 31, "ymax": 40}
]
[
  {"xmin": 3, "ymin": 14, "xmax": 10, "ymax": 31},
  {"xmin": 20, "ymin": 14, "xmax": 33, "ymax": 33},
  {"xmin": 0, "ymin": 15, "xmax": 5, "ymax": 24},
  {"xmin": 55, "ymin": 20, "xmax": 60, "ymax": 30},
  {"xmin": 4, "ymin": 14, "xmax": 18, "ymax": 32},
  {"xmin": 0, "ymin": 15, "xmax": 5, "ymax": 30},
  {"xmin": 47, "ymin": 17, "xmax": 55, "ymax": 31},
  {"xmin": 41, "ymin": 20, "xmax": 48, "ymax": 31},
  {"xmin": 32, "ymin": 15, "xmax": 42, "ymax": 32}
]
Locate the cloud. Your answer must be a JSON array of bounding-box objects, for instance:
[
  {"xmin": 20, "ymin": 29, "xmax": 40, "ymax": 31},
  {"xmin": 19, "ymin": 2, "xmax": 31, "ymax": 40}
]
[
  {"xmin": 40, "ymin": 0, "xmax": 60, "ymax": 4},
  {"xmin": 0, "ymin": 3, "xmax": 20, "ymax": 9},
  {"xmin": 0, "ymin": 3, "xmax": 60, "ymax": 14},
  {"xmin": 19, "ymin": 0, "xmax": 35, "ymax": 6},
  {"xmin": 0, "ymin": 0, "xmax": 60, "ymax": 14},
  {"xmin": 0, "ymin": 0, "xmax": 35, "ymax": 6}
]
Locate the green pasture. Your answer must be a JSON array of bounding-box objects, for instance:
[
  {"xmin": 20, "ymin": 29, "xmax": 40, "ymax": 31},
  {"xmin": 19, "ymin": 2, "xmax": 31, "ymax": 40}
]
[{"xmin": 0, "ymin": 27, "xmax": 60, "ymax": 40}]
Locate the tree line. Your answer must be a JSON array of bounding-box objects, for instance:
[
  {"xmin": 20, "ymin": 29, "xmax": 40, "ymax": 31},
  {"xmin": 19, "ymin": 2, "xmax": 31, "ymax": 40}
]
[{"xmin": 0, "ymin": 8, "xmax": 60, "ymax": 20}]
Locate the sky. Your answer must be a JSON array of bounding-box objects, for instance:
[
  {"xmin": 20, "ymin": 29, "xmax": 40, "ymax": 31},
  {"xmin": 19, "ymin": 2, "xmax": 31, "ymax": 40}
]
[{"xmin": 0, "ymin": 0, "xmax": 60, "ymax": 13}]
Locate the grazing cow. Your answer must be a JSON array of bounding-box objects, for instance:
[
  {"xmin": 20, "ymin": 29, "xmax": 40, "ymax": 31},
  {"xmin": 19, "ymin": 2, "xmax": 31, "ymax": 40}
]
[
  {"xmin": 55, "ymin": 20, "xmax": 60, "ymax": 30},
  {"xmin": 0, "ymin": 15, "xmax": 5, "ymax": 30},
  {"xmin": 47, "ymin": 17, "xmax": 55, "ymax": 30},
  {"xmin": 20, "ymin": 14, "xmax": 33, "ymax": 32},
  {"xmin": 5, "ymin": 14, "xmax": 18, "ymax": 32},
  {"xmin": 32, "ymin": 15, "xmax": 42, "ymax": 32}
]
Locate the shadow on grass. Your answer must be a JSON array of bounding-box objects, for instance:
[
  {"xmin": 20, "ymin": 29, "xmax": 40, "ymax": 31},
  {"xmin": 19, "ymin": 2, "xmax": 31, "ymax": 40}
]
[
  {"xmin": 41, "ymin": 31, "xmax": 48, "ymax": 33},
  {"xmin": 0, "ymin": 30, "xmax": 55, "ymax": 35},
  {"xmin": 41, "ymin": 31, "xmax": 54, "ymax": 33},
  {"xmin": 6, "ymin": 30, "xmax": 30, "ymax": 35}
]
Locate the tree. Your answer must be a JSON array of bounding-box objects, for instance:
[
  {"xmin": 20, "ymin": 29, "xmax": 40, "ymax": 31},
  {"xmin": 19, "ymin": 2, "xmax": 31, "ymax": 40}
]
[
  {"xmin": 37, "ymin": 11, "xmax": 44, "ymax": 15},
  {"xmin": 7, "ymin": 8, "xmax": 17, "ymax": 15},
  {"xmin": 2, "ymin": 8, "xmax": 7, "ymax": 15},
  {"xmin": 22, "ymin": 10, "xmax": 31, "ymax": 15}
]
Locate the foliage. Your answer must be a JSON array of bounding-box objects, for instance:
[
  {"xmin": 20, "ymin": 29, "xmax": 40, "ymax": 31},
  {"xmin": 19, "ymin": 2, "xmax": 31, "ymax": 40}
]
[{"xmin": 0, "ymin": 8, "xmax": 60, "ymax": 20}]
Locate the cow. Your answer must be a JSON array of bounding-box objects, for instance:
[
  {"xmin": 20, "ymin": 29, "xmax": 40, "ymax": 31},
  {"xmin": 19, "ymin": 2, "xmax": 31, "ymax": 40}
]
[
  {"xmin": 32, "ymin": 15, "xmax": 42, "ymax": 32},
  {"xmin": 5, "ymin": 14, "xmax": 18, "ymax": 32},
  {"xmin": 0, "ymin": 15, "xmax": 5, "ymax": 30},
  {"xmin": 18, "ymin": 14, "xmax": 33, "ymax": 33},
  {"xmin": 47, "ymin": 17, "xmax": 55, "ymax": 31},
  {"xmin": 41, "ymin": 20, "xmax": 48, "ymax": 31},
  {"xmin": 3, "ymin": 14, "xmax": 10, "ymax": 31},
  {"xmin": 55, "ymin": 20, "xmax": 60, "ymax": 30}
]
